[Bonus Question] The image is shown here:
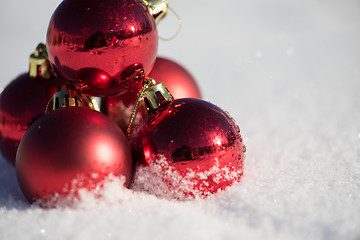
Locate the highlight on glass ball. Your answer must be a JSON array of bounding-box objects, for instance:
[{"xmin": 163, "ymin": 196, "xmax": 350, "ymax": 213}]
[{"xmin": 0, "ymin": 0, "xmax": 247, "ymax": 206}]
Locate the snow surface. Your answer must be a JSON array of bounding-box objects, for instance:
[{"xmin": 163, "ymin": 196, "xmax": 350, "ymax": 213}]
[{"xmin": 1, "ymin": 0, "xmax": 360, "ymax": 239}]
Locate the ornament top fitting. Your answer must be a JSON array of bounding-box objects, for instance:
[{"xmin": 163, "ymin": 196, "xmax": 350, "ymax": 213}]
[
  {"xmin": 29, "ymin": 43, "xmax": 52, "ymax": 79},
  {"xmin": 47, "ymin": 86, "xmax": 99, "ymax": 113},
  {"xmin": 143, "ymin": 0, "xmax": 168, "ymax": 24},
  {"xmin": 144, "ymin": 0, "xmax": 182, "ymax": 41},
  {"xmin": 125, "ymin": 78, "xmax": 173, "ymax": 138},
  {"xmin": 51, "ymin": 87, "xmax": 82, "ymax": 110},
  {"xmin": 143, "ymin": 81, "xmax": 173, "ymax": 112}
]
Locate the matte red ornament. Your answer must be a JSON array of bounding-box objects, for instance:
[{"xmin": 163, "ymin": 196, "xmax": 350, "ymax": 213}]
[
  {"xmin": 148, "ymin": 57, "xmax": 201, "ymax": 99},
  {"xmin": 16, "ymin": 107, "xmax": 132, "ymax": 204},
  {"xmin": 130, "ymin": 98, "xmax": 245, "ymax": 199},
  {"xmin": 0, "ymin": 74, "xmax": 61, "ymax": 165},
  {"xmin": 101, "ymin": 57, "xmax": 201, "ymax": 133},
  {"xmin": 46, "ymin": 0, "xmax": 158, "ymax": 96}
]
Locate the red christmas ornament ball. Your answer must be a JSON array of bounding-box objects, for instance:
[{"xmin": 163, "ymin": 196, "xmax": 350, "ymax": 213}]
[
  {"xmin": 0, "ymin": 73, "xmax": 61, "ymax": 165},
  {"xmin": 46, "ymin": 0, "xmax": 158, "ymax": 96},
  {"xmin": 16, "ymin": 107, "xmax": 132, "ymax": 204},
  {"xmin": 148, "ymin": 57, "xmax": 201, "ymax": 99},
  {"xmin": 101, "ymin": 57, "xmax": 201, "ymax": 133},
  {"xmin": 130, "ymin": 98, "xmax": 245, "ymax": 199}
]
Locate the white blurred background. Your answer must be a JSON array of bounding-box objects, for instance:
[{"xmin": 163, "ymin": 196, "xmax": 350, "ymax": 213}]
[{"xmin": 1, "ymin": 0, "xmax": 360, "ymax": 239}]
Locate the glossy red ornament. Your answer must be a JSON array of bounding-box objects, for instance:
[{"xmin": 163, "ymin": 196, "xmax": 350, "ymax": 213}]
[
  {"xmin": 16, "ymin": 107, "xmax": 132, "ymax": 204},
  {"xmin": 101, "ymin": 57, "xmax": 201, "ymax": 133},
  {"xmin": 46, "ymin": 0, "xmax": 158, "ymax": 96},
  {"xmin": 130, "ymin": 98, "xmax": 245, "ymax": 199},
  {"xmin": 0, "ymin": 73, "xmax": 60, "ymax": 165}
]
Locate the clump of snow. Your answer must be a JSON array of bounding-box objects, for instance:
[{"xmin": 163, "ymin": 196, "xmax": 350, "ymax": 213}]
[
  {"xmin": 28, "ymin": 175, "xmax": 129, "ymax": 209},
  {"xmin": 131, "ymin": 155, "xmax": 243, "ymax": 200}
]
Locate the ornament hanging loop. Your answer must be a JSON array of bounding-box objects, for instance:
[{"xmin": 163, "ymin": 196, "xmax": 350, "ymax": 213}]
[
  {"xmin": 80, "ymin": 94, "xmax": 100, "ymax": 112},
  {"xmin": 158, "ymin": 6, "xmax": 182, "ymax": 41},
  {"xmin": 126, "ymin": 78, "xmax": 156, "ymax": 138},
  {"xmin": 144, "ymin": 0, "xmax": 182, "ymax": 41}
]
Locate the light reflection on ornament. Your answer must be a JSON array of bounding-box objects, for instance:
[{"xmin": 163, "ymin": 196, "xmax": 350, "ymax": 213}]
[
  {"xmin": 214, "ymin": 136, "xmax": 223, "ymax": 147},
  {"xmin": 95, "ymin": 140, "xmax": 115, "ymax": 164}
]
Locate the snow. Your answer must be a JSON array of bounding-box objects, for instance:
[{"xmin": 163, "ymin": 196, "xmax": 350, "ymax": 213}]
[{"xmin": 1, "ymin": 0, "xmax": 360, "ymax": 239}]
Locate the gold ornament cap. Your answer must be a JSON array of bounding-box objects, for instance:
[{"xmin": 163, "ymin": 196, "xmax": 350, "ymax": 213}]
[
  {"xmin": 126, "ymin": 78, "xmax": 173, "ymax": 138},
  {"xmin": 46, "ymin": 86, "xmax": 100, "ymax": 113},
  {"xmin": 143, "ymin": 81, "xmax": 173, "ymax": 112},
  {"xmin": 143, "ymin": 0, "xmax": 168, "ymax": 24},
  {"xmin": 29, "ymin": 43, "xmax": 51, "ymax": 79},
  {"xmin": 52, "ymin": 87, "xmax": 83, "ymax": 110}
]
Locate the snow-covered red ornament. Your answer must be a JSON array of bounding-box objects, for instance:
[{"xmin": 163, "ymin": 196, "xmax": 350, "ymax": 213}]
[
  {"xmin": 46, "ymin": 0, "xmax": 158, "ymax": 96},
  {"xmin": 16, "ymin": 88, "xmax": 132, "ymax": 205},
  {"xmin": 0, "ymin": 44, "xmax": 61, "ymax": 165},
  {"xmin": 130, "ymin": 80, "xmax": 245, "ymax": 199}
]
